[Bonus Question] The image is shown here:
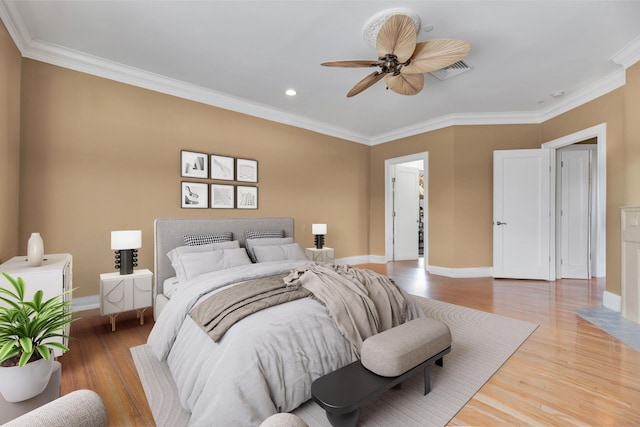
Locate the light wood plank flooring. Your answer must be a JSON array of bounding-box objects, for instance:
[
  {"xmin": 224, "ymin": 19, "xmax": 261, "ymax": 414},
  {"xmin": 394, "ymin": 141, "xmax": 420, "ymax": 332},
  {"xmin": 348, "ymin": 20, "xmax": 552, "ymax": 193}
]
[{"xmin": 60, "ymin": 261, "xmax": 640, "ymax": 426}]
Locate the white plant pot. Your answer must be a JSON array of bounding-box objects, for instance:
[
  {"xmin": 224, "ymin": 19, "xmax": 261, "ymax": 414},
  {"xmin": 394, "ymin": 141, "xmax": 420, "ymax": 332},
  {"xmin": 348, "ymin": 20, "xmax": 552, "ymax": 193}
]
[{"xmin": 0, "ymin": 357, "xmax": 53, "ymax": 402}]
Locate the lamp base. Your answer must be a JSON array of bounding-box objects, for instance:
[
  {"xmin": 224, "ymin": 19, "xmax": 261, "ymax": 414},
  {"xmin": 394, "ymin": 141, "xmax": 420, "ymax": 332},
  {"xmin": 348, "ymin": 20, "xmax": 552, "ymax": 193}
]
[
  {"xmin": 115, "ymin": 249, "xmax": 138, "ymax": 275},
  {"xmin": 314, "ymin": 235, "xmax": 325, "ymax": 250}
]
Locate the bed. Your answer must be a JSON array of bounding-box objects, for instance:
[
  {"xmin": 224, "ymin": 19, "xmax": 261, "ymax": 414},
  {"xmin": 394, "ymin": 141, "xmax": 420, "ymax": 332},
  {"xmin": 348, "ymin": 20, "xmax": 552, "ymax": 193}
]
[
  {"xmin": 153, "ymin": 217, "xmax": 297, "ymax": 320},
  {"xmin": 148, "ymin": 217, "xmax": 423, "ymax": 426}
]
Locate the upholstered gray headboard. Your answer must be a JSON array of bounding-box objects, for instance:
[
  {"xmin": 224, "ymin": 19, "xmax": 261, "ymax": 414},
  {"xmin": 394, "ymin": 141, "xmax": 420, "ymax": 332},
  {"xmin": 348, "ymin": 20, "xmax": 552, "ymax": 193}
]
[{"xmin": 153, "ymin": 217, "xmax": 294, "ymax": 298}]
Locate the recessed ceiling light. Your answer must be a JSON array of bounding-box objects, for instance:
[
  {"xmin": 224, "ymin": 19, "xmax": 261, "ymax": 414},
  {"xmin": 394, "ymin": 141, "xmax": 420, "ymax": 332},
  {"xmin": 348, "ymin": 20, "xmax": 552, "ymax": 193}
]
[
  {"xmin": 285, "ymin": 89, "xmax": 297, "ymax": 96},
  {"xmin": 550, "ymin": 91, "xmax": 565, "ymax": 98}
]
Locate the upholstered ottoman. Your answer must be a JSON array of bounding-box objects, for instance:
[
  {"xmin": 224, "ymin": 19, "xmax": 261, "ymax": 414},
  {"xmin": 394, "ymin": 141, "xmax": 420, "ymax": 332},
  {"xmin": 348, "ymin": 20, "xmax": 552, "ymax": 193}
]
[{"xmin": 311, "ymin": 317, "xmax": 451, "ymax": 427}]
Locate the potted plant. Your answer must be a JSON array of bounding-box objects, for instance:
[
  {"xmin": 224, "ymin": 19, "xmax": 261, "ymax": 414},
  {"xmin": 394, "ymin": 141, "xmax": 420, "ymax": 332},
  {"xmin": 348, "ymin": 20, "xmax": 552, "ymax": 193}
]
[{"xmin": 0, "ymin": 272, "xmax": 75, "ymax": 402}]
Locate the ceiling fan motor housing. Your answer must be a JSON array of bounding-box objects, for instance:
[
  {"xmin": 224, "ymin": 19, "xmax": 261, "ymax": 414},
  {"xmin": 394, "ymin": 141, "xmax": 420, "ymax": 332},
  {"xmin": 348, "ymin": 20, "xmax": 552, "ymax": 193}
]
[{"xmin": 363, "ymin": 8, "xmax": 421, "ymax": 47}]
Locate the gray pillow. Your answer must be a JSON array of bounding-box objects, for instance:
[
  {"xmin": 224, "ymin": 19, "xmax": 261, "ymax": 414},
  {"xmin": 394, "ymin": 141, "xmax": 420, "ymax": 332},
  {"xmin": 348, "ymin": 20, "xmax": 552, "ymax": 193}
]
[
  {"xmin": 183, "ymin": 232, "xmax": 233, "ymax": 246},
  {"xmin": 253, "ymin": 243, "xmax": 309, "ymax": 263},
  {"xmin": 245, "ymin": 237, "xmax": 294, "ymax": 262},
  {"xmin": 245, "ymin": 229, "xmax": 284, "ymax": 240}
]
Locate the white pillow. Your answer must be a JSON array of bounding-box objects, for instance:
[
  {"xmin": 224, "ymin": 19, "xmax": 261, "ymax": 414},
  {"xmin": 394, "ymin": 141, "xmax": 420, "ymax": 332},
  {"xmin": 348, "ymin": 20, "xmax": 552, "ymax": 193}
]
[
  {"xmin": 168, "ymin": 240, "xmax": 240, "ymax": 260},
  {"xmin": 253, "ymin": 243, "xmax": 309, "ymax": 263},
  {"xmin": 170, "ymin": 247, "xmax": 252, "ymax": 283},
  {"xmin": 162, "ymin": 276, "xmax": 179, "ymax": 299},
  {"xmin": 245, "ymin": 237, "xmax": 294, "ymax": 262},
  {"xmin": 167, "ymin": 241, "xmax": 241, "ymax": 282}
]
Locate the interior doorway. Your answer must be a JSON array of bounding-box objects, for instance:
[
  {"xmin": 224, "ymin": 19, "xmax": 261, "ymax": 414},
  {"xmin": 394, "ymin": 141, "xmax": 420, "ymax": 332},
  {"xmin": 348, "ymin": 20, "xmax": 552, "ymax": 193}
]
[
  {"xmin": 385, "ymin": 152, "xmax": 428, "ymax": 267},
  {"xmin": 493, "ymin": 124, "xmax": 606, "ymax": 281},
  {"xmin": 543, "ymin": 123, "xmax": 606, "ymax": 278}
]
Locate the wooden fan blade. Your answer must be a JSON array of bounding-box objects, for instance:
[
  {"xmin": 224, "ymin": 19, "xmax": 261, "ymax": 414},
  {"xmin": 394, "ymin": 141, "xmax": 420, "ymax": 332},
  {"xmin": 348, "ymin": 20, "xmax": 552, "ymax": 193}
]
[
  {"xmin": 347, "ymin": 71, "xmax": 385, "ymax": 97},
  {"xmin": 385, "ymin": 73, "xmax": 424, "ymax": 96},
  {"xmin": 321, "ymin": 59, "xmax": 384, "ymax": 68},
  {"xmin": 401, "ymin": 39, "xmax": 471, "ymax": 74},
  {"xmin": 376, "ymin": 14, "xmax": 417, "ymax": 63}
]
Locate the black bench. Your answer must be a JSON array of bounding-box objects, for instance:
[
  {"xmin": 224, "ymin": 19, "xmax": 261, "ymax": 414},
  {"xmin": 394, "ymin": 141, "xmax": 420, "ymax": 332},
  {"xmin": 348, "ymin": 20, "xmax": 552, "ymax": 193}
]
[{"xmin": 311, "ymin": 317, "xmax": 452, "ymax": 427}]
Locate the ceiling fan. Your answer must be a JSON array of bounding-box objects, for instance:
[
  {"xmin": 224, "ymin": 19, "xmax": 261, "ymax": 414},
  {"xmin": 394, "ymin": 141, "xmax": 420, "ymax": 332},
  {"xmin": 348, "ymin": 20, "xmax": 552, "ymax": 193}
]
[{"xmin": 321, "ymin": 13, "xmax": 471, "ymax": 97}]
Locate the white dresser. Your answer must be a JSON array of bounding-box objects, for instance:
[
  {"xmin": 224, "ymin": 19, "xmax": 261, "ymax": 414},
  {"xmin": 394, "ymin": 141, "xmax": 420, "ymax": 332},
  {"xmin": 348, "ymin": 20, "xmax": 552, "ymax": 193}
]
[{"xmin": 0, "ymin": 253, "xmax": 73, "ymax": 356}]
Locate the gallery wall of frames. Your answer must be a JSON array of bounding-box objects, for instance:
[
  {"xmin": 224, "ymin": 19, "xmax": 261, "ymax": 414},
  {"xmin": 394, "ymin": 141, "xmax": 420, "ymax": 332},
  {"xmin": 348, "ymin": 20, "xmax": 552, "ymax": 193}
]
[{"xmin": 180, "ymin": 150, "xmax": 258, "ymax": 209}]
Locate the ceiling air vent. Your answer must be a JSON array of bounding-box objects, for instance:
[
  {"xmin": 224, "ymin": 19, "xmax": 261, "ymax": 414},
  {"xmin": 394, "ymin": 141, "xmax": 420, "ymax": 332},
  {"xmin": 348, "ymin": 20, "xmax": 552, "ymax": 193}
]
[{"xmin": 429, "ymin": 60, "xmax": 472, "ymax": 80}]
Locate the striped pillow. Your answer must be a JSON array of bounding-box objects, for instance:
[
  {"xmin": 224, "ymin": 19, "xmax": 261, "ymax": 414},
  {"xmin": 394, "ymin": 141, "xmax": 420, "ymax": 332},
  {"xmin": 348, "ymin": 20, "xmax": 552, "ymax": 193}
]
[
  {"xmin": 184, "ymin": 232, "xmax": 233, "ymax": 246},
  {"xmin": 244, "ymin": 230, "xmax": 284, "ymax": 240}
]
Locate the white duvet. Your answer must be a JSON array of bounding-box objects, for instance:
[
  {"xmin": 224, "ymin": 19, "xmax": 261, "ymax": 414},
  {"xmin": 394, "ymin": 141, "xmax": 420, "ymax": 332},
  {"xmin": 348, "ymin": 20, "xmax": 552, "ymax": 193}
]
[{"xmin": 147, "ymin": 260, "xmax": 352, "ymax": 426}]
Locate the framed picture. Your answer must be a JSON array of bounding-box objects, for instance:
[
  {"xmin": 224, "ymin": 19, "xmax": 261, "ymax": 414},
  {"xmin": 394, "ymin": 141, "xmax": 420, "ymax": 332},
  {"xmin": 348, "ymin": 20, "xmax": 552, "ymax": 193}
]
[
  {"xmin": 181, "ymin": 182, "xmax": 208, "ymax": 208},
  {"xmin": 237, "ymin": 186, "xmax": 258, "ymax": 209},
  {"xmin": 236, "ymin": 158, "xmax": 258, "ymax": 182},
  {"xmin": 210, "ymin": 154, "xmax": 235, "ymax": 181},
  {"xmin": 210, "ymin": 184, "xmax": 234, "ymax": 209},
  {"xmin": 181, "ymin": 150, "xmax": 208, "ymax": 179}
]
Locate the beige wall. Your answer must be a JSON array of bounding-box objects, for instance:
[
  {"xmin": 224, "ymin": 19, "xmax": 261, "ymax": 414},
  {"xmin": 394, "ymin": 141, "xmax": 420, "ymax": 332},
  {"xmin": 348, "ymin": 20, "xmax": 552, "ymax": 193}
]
[
  {"xmin": 541, "ymin": 87, "xmax": 626, "ymax": 295},
  {"xmin": 369, "ymin": 124, "xmax": 540, "ymax": 268},
  {"xmin": 3, "ymin": 27, "xmax": 638, "ymax": 300},
  {"xmin": 18, "ymin": 60, "xmax": 370, "ymax": 298},
  {"xmin": 0, "ymin": 21, "xmax": 21, "ymax": 262}
]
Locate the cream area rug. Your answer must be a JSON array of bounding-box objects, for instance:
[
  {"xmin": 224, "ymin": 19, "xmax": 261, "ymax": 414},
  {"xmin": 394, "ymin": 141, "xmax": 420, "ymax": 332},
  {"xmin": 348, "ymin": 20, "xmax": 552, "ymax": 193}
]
[{"xmin": 131, "ymin": 296, "xmax": 537, "ymax": 427}]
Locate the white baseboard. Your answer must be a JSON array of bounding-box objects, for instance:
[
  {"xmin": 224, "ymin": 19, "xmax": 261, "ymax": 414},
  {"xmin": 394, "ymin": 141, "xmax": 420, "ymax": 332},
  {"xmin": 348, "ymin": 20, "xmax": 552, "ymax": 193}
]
[
  {"xmin": 335, "ymin": 255, "xmax": 386, "ymax": 265},
  {"xmin": 72, "ymin": 295, "xmax": 100, "ymax": 312},
  {"xmin": 427, "ymin": 265, "xmax": 494, "ymax": 278},
  {"xmin": 602, "ymin": 290, "xmax": 621, "ymax": 312}
]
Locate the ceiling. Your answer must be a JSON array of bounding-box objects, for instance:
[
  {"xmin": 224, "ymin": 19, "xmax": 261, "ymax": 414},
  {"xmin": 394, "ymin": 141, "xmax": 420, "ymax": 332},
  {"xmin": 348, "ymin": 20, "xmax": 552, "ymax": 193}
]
[{"xmin": 1, "ymin": 1, "xmax": 639, "ymax": 145}]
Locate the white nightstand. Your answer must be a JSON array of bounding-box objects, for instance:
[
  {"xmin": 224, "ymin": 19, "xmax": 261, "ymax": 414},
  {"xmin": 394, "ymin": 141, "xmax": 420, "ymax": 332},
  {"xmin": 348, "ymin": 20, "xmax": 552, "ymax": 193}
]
[
  {"xmin": 100, "ymin": 269, "xmax": 153, "ymax": 331},
  {"xmin": 0, "ymin": 254, "xmax": 72, "ymax": 356},
  {"xmin": 305, "ymin": 247, "xmax": 335, "ymax": 263}
]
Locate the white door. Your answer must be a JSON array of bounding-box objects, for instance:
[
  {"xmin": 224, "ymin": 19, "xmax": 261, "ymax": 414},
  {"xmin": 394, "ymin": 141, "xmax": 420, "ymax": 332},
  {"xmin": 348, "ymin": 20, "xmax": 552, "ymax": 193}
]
[
  {"xmin": 393, "ymin": 165, "xmax": 420, "ymax": 260},
  {"xmin": 560, "ymin": 150, "xmax": 591, "ymax": 279},
  {"xmin": 493, "ymin": 149, "xmax": 552, "ymax": 280}
]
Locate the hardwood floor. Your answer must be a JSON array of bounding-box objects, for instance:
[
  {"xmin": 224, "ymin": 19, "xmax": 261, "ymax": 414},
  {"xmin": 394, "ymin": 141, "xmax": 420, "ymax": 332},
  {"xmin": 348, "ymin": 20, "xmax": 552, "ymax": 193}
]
[{"xmin": 60, "ymin": 261, "xmax": 640, "ymax": 426}]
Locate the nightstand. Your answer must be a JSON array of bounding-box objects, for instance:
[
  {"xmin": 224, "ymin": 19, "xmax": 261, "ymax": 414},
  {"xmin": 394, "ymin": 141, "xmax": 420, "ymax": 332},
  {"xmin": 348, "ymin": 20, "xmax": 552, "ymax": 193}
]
[
  {"xmin": 305, "ymin": 247, "xmax": 335, "ymax": 263},
  {"xmin": 0, "ymin": 254, "xmax": 72, "ymax": 356},
  {"xmin": 100, "ymin": 269, "xmax": 153, "ymax": 331}
]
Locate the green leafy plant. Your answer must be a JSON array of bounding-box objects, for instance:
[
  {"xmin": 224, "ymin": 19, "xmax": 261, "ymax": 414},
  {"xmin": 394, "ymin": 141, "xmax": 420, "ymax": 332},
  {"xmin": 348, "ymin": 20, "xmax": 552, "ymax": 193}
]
[{"xmin": 0, "ymin": 272, "xmax": 75, "ymax": 367}]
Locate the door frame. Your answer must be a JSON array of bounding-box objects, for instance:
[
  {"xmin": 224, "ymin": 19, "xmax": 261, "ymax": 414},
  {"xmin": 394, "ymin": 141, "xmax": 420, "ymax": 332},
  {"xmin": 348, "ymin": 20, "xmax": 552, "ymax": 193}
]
[
  {"xmin": 385, "ymin": 152, "xmax": 429, "ymax": 266},
  {"xmin": 542, "ymin": 123, "xmax": 606, "ymax": 277}
]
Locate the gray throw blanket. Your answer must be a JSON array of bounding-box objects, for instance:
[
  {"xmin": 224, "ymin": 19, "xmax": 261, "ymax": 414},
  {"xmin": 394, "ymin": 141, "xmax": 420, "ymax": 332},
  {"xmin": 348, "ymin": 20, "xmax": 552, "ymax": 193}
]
[
  {"xmin": 189, "ymin": 274, "xmax": 311, "ymax": 341},
  {"xmin": 284, "ymin": 264, "xmax": 423, "ymax": 358}
]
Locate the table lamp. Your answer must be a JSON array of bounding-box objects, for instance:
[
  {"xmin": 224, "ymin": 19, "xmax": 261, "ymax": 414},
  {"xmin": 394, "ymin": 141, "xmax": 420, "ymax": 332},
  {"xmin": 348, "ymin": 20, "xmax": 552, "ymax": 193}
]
[
  {"xmin": 111, "ymin": 230, "xmax": 141, "ymax": 275},
  {"xmin": 312, "ymin": 224, "xmax": 327, "ymax": 249}
]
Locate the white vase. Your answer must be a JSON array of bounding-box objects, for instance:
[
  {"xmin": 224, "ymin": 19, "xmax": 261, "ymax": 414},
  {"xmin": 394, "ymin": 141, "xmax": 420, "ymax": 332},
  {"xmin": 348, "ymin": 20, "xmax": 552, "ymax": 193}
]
[
  {"xmin": 0, "ymin": 357, "xmax": 53, "ymax": 402},
  {"xmin": 26, "ymin": 232, "xmax": 44, "ymax": 267}
]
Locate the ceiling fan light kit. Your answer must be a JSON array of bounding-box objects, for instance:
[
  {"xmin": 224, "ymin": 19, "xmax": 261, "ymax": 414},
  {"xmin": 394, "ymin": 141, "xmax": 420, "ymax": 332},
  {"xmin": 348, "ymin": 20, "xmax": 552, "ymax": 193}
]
[{"xmin": 322, "ymin": 9, "xmax": 471, "ymax": 98}]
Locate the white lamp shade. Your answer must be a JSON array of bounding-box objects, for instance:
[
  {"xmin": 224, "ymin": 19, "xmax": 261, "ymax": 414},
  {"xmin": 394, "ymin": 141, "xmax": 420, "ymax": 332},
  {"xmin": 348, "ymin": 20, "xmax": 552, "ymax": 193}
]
[
  {"xmin": 111, "ymin": 230, "xmax": 142, "ymax": 250},
  {"xmin": 312, "ymin": 224, "xmax": 327, "ymax": 235}
]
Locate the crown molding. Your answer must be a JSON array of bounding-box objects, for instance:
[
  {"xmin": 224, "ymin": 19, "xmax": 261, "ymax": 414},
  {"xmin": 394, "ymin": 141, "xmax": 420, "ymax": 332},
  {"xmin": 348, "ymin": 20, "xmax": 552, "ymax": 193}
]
[
  {"xmin": 0, "ymin": 0, "xmax": 29, "ymax": 53},
  {"xmin": 22, "ymin": 39, "xmax": 372, "ymax": 145},
  {"xmin": 537, "ymin": 69, "xmax": 626, "ymax": 123},
  {"xmin": 368, "ymin": 111, "xmax": 541, "ymax": 145},
  {"xmin": 1, "ymin": 2, "xmax": 637, "ymax": 147},
  {"xmin": 610, "ymin": 35, "xmax": 640, "ymax": 69}
]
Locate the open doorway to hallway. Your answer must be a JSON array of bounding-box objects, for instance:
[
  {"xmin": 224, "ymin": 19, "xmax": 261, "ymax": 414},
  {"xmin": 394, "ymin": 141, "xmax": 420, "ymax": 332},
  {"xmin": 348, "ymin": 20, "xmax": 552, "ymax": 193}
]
[{"xmin": 385, "ymin": 152, "xmax": 428, "ymax": 267}]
